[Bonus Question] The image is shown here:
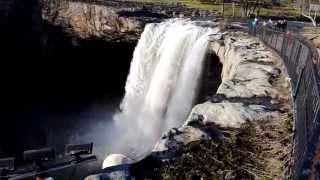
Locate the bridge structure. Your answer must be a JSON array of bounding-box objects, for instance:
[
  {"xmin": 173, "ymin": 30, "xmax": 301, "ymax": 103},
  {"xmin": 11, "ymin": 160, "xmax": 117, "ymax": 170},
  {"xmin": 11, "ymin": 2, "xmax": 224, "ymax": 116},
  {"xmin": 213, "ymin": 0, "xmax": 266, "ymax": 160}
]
[{"xmin": 250, "ymin": 26, "xmax": 320, "ymax": 179}]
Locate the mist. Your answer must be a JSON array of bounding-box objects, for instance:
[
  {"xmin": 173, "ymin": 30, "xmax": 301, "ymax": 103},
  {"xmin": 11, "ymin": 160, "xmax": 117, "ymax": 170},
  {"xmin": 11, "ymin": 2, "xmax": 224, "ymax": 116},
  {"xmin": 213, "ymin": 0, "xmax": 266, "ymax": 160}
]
[{"xmin": 64, "ymin": 19, "xmax": 217, "ymax": 165}]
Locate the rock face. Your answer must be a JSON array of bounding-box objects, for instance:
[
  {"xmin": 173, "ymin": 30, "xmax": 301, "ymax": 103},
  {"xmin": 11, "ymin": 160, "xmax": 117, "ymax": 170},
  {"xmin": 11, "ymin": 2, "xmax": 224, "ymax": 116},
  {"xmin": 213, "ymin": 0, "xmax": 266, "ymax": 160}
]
[
  {"xmin": 153, "ymin": 32, "xmax": 292, "ymax": 154},
  {"xmin": 41, "ymin": 0, "xmax": 216, "ymax": 41},
  {"xmin": 43, "ymin": 1, "xmax": 144, "ymax": 41}
]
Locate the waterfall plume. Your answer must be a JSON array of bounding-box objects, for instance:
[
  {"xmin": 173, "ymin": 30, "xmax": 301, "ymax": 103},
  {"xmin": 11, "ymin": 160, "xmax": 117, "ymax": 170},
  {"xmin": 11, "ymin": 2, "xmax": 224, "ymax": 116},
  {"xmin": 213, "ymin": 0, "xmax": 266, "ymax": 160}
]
[{"xmin": 110, "ymin": 19, "xmax": 217, "ymax": 161}]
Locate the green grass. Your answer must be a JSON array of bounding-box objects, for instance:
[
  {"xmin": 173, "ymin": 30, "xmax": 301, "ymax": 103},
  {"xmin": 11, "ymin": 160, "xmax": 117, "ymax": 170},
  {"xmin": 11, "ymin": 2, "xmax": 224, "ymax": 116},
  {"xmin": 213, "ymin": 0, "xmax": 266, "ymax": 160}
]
[{"xmin": 135, "ymin": 0, "xmax": 301, "ymax": 17}]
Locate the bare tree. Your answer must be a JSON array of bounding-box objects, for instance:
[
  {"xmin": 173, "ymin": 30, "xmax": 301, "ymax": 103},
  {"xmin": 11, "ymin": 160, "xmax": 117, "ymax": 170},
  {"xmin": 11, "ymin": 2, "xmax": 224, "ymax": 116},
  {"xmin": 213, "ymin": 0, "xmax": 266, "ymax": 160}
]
[
  {"xmin": 239, "ymin": 0, "xmax": 263, "ymax": 17},
  {"xmin": 221, "ymin": 0, "xmax": 225, "ymax": 16},
  {"xmin": 301, "ymin": 1, "xmax": 319, "ymax": 26}
]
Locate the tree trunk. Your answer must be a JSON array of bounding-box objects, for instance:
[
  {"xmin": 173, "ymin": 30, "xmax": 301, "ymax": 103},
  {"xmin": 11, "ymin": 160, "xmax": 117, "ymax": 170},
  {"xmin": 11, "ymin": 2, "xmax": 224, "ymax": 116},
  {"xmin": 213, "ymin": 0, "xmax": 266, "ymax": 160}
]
[
  {"xmin": 232, "ymin": 2, "xmax": 235, "ymax": 17},
  {"xmin": 221, "ymin": 0, "xmax": 224, "ymax": 16},
  {"xmin": 241, "ymin": 3, "xmax": 248, "ymax": 17},
  {"xmin": 301, "ymin": 1, "xmax": 318, "ymax": 27},
  {"xmin": 302, "ymin": 11, "xmax": 317, "ymax": 26}
]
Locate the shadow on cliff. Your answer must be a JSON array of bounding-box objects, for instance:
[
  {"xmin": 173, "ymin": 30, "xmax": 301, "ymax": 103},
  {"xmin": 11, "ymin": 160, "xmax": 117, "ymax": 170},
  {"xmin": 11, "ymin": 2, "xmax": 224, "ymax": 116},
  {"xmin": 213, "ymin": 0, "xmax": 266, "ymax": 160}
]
[{"xmin": 0, "ymin": 2, "xmax": 137, "ymax": 169}]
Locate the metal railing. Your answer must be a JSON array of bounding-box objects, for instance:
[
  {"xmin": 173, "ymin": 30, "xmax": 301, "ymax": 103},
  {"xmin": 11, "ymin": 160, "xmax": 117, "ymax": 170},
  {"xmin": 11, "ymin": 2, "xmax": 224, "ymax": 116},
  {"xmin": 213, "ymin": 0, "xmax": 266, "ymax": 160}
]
[{"xmin": 249, "ymin": 26, "xmax": 320, "ymax": 179}]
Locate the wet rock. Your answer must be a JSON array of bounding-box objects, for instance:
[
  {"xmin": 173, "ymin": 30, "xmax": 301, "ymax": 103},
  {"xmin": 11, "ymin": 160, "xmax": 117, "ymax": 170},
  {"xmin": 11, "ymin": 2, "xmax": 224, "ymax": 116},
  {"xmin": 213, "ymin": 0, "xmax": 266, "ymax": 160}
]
[{"xmin": 153, "ymin": 125, "xmax": 211, "ymax": 153}]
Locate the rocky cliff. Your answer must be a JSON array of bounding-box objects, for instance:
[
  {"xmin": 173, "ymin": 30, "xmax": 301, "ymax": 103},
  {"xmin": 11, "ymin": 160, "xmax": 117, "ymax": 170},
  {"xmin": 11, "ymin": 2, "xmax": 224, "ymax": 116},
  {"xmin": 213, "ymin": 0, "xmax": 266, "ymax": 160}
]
[
  {"xmin": 41, "ymin": 0, "xmax": 216, "ymax": 42},
  {"xmin": 154, "ymin": 31, "xmax": 291, "ymax": 147},
  {"xmin": 42, "ymin": 1, "xmax": 143, "ymax": 41},
  {"xmin": 150, "ymin": 32, "xmax": 293, "ymax": 179}
]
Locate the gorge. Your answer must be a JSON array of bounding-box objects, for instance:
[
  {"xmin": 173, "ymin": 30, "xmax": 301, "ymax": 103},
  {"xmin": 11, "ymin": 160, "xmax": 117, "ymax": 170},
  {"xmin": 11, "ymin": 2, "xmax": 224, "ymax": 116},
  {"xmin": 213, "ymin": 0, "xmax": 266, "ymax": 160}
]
[{"xmin": 0, "ymin": 0, "xmax": 293, "ymax": 179}]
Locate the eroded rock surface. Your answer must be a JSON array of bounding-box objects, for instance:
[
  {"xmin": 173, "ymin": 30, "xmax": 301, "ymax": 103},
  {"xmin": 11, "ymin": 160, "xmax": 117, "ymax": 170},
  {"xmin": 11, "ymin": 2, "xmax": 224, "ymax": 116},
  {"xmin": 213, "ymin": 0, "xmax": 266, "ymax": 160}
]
[
  {"xmin": 43, "ymin": 1, "xmax": 143, "ymax": 41},
  {"xmin": 42, "ymin": 0, "xmax": 216, "ymax": 42},
  {"xmin": 153, "ymin": 32, "xmax": 292, "ymax": 154}
]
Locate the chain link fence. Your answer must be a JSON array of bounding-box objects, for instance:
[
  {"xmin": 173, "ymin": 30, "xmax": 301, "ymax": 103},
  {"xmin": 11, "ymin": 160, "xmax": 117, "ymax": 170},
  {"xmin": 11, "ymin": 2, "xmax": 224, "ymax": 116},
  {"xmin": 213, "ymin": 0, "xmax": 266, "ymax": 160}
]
[{"xmin": 249, "ymin": 25, "xmax": 320, "ymax": 179}]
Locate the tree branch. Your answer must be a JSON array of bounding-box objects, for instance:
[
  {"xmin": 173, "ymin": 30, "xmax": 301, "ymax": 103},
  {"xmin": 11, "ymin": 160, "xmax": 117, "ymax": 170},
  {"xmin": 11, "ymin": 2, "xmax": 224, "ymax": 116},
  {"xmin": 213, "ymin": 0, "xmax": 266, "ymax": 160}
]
[{"xmin": 302, "ymin": 11, "xmax": 317, "ymax": 26}]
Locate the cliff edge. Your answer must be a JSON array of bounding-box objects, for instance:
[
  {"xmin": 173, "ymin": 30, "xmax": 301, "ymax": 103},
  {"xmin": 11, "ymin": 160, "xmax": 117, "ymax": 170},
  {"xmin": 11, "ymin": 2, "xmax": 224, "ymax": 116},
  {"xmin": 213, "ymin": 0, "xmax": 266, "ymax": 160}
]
[{"xmin": 149, "ymin": 32, "xmax": 293, "ymax": 179}]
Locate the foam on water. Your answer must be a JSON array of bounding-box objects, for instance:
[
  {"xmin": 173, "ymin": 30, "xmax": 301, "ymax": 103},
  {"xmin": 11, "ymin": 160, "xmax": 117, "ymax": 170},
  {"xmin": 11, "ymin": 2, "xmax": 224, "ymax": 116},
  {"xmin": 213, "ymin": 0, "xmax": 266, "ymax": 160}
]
[{"xmin": 109, "ymin": 19, "xmax": 218, "ymax": 161}]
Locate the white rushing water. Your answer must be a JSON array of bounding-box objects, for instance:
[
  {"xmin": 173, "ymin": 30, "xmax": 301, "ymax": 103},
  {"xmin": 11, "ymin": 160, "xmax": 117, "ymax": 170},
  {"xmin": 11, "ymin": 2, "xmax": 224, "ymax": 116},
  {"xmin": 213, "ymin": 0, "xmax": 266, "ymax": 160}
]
[{"xmin": 108, "ymin": 19, "xmax": 218, "ymax": 161}]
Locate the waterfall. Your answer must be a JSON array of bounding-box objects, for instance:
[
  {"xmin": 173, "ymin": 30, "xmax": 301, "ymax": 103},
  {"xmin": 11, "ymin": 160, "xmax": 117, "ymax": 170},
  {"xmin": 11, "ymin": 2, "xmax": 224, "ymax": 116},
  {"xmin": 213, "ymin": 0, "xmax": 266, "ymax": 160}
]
[{"xmin": 110, "ymin": 19, "xmax": 217, "ymax": 161}]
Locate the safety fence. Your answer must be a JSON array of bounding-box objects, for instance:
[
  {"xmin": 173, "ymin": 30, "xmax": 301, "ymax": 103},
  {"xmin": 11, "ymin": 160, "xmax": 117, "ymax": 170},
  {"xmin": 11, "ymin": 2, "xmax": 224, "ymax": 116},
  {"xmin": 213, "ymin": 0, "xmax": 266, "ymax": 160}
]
[{"xmin": 250, "ymin": 26, "xmax": 320, "ymax": 179}]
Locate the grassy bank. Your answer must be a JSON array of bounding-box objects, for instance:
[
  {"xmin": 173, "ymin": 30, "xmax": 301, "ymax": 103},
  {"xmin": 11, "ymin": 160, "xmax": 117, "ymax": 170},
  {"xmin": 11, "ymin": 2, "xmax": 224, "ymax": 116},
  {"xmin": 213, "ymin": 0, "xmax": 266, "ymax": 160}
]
[
  {"xmin": 135, "ymin": 0, "xmax": 300, "ymax": 17},
  {"xmin": 132, "ymin": 112, "xmax": 293, "ymax": 180}
]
